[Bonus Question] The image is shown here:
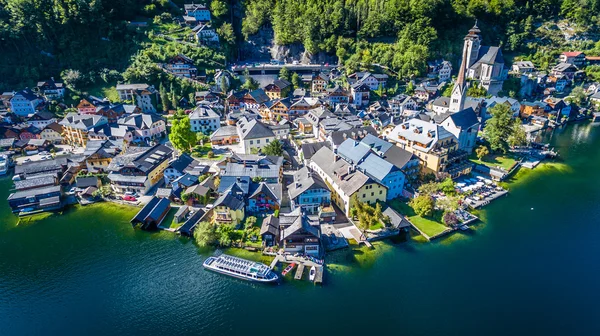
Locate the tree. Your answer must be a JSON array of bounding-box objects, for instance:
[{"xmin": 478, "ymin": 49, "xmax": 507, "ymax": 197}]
[
  {"xmin": 159, "ymin": 82, "xmax": 169, "ymax": 112},
  {"xmin": 193, "ymin": 221, "xmax": 218, "ymax": 247},
  {"xmin": 410, "ymin": 195, "xmax": 434, "ymax": 217},
  {"xmin": 475, "ymin": 145, "xmax": 490, "ymax": 161},
  {"xmin": 252, "ymin": 176, "xmax": 265, "ymax": 183},
  {"xmin": 262, "ymin": 139, "xmax": 284, "ymax": 156},
  {"xmin": 217, "ymin": 224, "xmax": 235, "ymax": 246},
  {"xmin": 241, "ymin": 69, "xmax": 259, "ymax": 90},
  {"xmin": 169, "ymin": 117, "xmax": 197, "ymax": 152},
  {"xmin": 279, "ymin": 66, "xmax": 291, "ymax": 81},
  {"xmin": 418, "ymin": 182, "xmax": 439, "ymax": 196},
  {"xmin": 61, "ymin": 69, "xmax": 83, "ymax": 90},
  {"xmin": 443, "ymin": 211, "xmax": 459, "ymax": 226},
  {"xmin": 244, "ymin": 216, "xmax": 257, "ymax": 230},
  {"xmin": 405, "ymin": 81, "xmax": 415, "ymax": 95},
  {"xmin": 207, "ymin": 150, "xmax": 215, "ymax": 158},
  {"xmin": 374, "ymin": 202, "xmax": 383, "ymax": 221},
  {"xmin": 568, "ymin": 86, "xmax": 587, "ymax": 106},
  {"xmin": 437, "ymin": 195, "xmax": 461, "ymax": 212},
  {"xmin": 438, "ymin": 177, "xmax": 455, "ymax": 194},
  {"xmin": 483, "ymin": 104, "xmax": 514, "ymax": 153},
  {"xmin": 291, "ymin": 72, "xmax": 301, "ymax": 89},
  {"xmin": 210, "ymin": 0, "xmax": 228, "ymax": 18},
  {"xmin": 507, "ymin": 119, "xmax": 527, "ymax": 148},
  {"xmin": 467, "ymin": 82, "xmax": 488, "ymax": 97}
]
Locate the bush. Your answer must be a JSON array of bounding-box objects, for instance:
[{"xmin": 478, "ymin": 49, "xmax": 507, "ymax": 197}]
[
  {"xmin": 410, "ymin": 195, "xmax": 434, "ymax": 217},
  {"xmin": 274, "ymin": 209, "xmax": 279, "ymax": 218},
  {"xmin": 207, "ymin": 150, "xmax": 215, "ymax": 158},
  {"xmin": 443, "ymin": 212, "xmax": 459, "ymax": 226}
]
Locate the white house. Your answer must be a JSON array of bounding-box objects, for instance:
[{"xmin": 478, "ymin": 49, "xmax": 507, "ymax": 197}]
[
  {"xmin": 436, "ymin": 107, "xmax": 480, "ymax": 153},
  {"xmin": 236, "ymin": 116, "xmax": 276, "ymax": 154},
  {"xmin": 115, "ymin": 84, "xmax": 157, "ymax": 113},
  {"xmin": 192, "ymin": 23, "xmax": 219, "ymax": 44},
  {"xmin": 10, "ymin": 89, "xmax": 43, "ymax": 116},
  {"xmin": 189, "ymin": 105, "xmax": 220, "ymax": 133},
  {"xmin": 117, "ymin": 113, "xmax": 166, "ymax": 143},
  {"xmin": 184, "ymin": 3, "xmax": 211, "ymax": 22}
]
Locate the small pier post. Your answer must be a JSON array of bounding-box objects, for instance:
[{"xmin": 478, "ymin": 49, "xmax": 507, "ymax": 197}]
[{"xmin": 314, "ymin": 266, "xmax": 324, "ymax": 285}]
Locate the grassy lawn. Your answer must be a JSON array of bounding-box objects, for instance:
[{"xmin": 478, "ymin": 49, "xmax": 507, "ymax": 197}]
[
  {"xmin": 65, "ymin": 82, "xmax": 120, "ymax": 106},
  {"xmin": 470, "ymin": 152, "xmax": 519, "ymax": 171},
  {"xmin": 191, "ymin": 143, "xmax": 224, "ymax": 161},
  {"xmin": 389, "ymin": 200, "xmax": 449, "ymax": 238},
  {"xmin": 369, "ymin": 221, "xmax": 384, "ymax": 230},
  {"xmin": 160, "ymin": 208, "xmax": 178, "ymax": 229}
]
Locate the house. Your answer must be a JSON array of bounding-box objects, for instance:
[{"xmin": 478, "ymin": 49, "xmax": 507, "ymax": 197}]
[
  {"xmin": 309, "ymin": 146, "xmax": 387, "ymax": 216},
  {"xmin": 427, "ymin": 59, "xmax": 453, "ymax": 82},
  {"xmin": 318, "ymin": 116, "xmax": 363, "ymax": 141},
  {"xmin": 60, "ymin": 113, "xmax": 108, "ymax": 147},
  {"xmin": 434, "ymin": 107, "xmax": 480, "ymax": 153},
  {"xmin": 26, "ymin": 111, "xmax": 56, "ymax": 129},
  {"xmin": 24, "ymin": 138, "xmax": 51, "ymax": 153},
  {"xmin": 337, "ymin": 138, "xmax": 406, "ymax": 200},
  {"xmin": 14, "ymin": 158, "xmax": 67, "ymax": 179},
  {"xmin": 94, "ymin": 103, "xmax": 138, "ymax": 124},
  {"xmin": 13, "ymin": 124, "xmax": 41, "ymax": 141},
  {"xmin": 213, "ymin": 70, "xmax": 232, "ymax": 93},
  {"xmin": 192, "ymin": 23, "xmax": 219, "ymax": 44},
  {"xmin": 327, "ymin": 126, "xmax": 378, "ymax": 151},
  {"xmin": 483, "ymin": 96, "xmax": 521, "ymax": 118},
  {"xmin": 295, "ymin": 117, "xmax": 313, "ymax": 135},
  {"xmin": 461, "ymin": 22, "xmax": 508, "ymax": 95},
  {"xmin": 220, "ymin": 153, "xmax": 283, "ymax": 184},
  {"xmin": 7, "ymin": 185, "xmax": 63, "ymax": 214},
  {"xmin": 10, "ymin": 89, "xmax": 43, "ymax": 116},
  {"xmin": 306, "ymin": 106, "xmax": 334, "ymax": 138},
  {"xmin": 288, "ymin": 97, "xmax": 322, "ymax": 118},
  {"xmin": 325, "ymin": 86, "xmax": 350, "ymax": 104},
  {"xmin": 388, "ymin": 118, "xmax": 471, "ymax": 177},
  {"xmin": 107, "ymin": 144, "xmax": 173, "ymax": 195},
  {"xmin": 213, "ymin": 184, "xmax": 245, "ymax": 226},
  {"xmin": 210, "ymin": 125, "xmax": 240, "ymax": 145},
  {"xmin": 265, "ymin": 79, "xmax": 292, "ymax": 100},
  {"xmin": 77, "ymin": 96, "xmax": 109, "ymax": 114},
  {"xmin": 261, "ymin": 97, "xmax": 292, "ymax": 120},
  {"xmin": 115, "ymin": 84, "xmax": 158, "ymax": 113},
  {"xmin": 348, "ymin": 72, "xmax": 388, "ymax": 90},
  {"xmin": 242, "ymin": 89, "xmax": 270, "ymax": 109},
  {"xmin": 189, "ymin": 105, "xmax": 220, "ymax": 133},
  {"xmin": 164, "ymin": 54, "xmax": 198, "ymax": 78},
  {"xmin": 553, "ymin": 75, "xmax": 569, "ymax": 92},
  {"xmin": 520, "ymin": 101, "xmax": 550, "ymax": 118},
  {"xmin": 362, "ymin": 135, "xmax": 420, "ymax": 182},
  {"xmin": 300, "ymin": 141, "xmax": 331, "ymax": 166},
  {"xmin": 512, "ymin": 61, "xmax": 535, "ymax": 73},
  {"xmin": 560, "ymin": 52, "xmax": 586, "ymax": 68},
  {"xmin": 184, "ymin": 3, "xmax": 211, "ymax": 22},
  {"xmin": 163, "ymin": 153, "xmax": 206, "ymax": 185},
  {"xmin": 116, "ymin": 113, "xmax": 166, "ymax": 143},
  {"xmin": 260, "ymin": 209, "xmax": 321, "ymax": 255},
  {"xmin": 350, "ymin": 82, "xmax": 370, "ymax": 106},
  {"xmin": 83, "ymin": 140, "xmax": 120, "ymax": 173},
  {"xmin": 288, "ymin": 167, "xmax": 331, "ymax": 213},
  {"xmin": 131, "ymin": 197, "xmax": 171, "ymax": 230},
  {"xmin": 311, "ymin": 73, "xmax": 330, "ymax": 93},
  {"xmin": 36, "ymin": 78, "xmax": 65, "ymax": 99},
  {"xmin": 75, "ymin": 176, "xmax": 101, "ymax": 190},
  {"xmin": 247, "ymin": 182, "xmax": 281, "ymax": 213},
  {"xmin": 269, "ymin": 121, "xmax": 290, "ymax": 140},
  {"xmin": 551, "ymin": 63, "xmax": 578, "ymax": 80},
  {"xmin": 236, "ymin": 116, "xmax": 276, "ymax": 154},
  {"xmin": 414, "ymin": 83, "xmax": 442, "ymax": 101}
]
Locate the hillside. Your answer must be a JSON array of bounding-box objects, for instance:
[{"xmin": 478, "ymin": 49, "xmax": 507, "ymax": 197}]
[{"xmin": 1, "ymin": 0, "xmax": 600, "ymax": 93}]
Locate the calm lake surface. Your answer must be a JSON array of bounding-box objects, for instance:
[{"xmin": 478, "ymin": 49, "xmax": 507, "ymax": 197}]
[{"xmin": 1, "ymin": 123, "xmax": 600, "ymax": 336}]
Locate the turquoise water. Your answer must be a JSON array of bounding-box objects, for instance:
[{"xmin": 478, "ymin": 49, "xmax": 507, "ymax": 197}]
[{"xmin": 1, "ymin": 123, "xmax": 600, "ymax": 335}]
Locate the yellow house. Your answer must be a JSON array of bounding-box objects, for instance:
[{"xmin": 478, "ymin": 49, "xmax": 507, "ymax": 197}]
[
  {"xmin": 212, "ymin": 189, "xmax": 245, "ymax": 226},
  {"xmin": 309, "ymin": 146, "xmax": 387, "ymax": 216},
  {"xmin": 388, "ymin": 119, "xmax": 460, "ymax": 174}
]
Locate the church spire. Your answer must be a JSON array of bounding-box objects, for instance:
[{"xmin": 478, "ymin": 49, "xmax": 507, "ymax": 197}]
[{"xmin": 449, "ymin": 39, "xmax": 468, "ymax": 113}]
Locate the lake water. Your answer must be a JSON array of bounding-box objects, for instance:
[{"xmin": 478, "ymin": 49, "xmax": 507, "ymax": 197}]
[{"xmin": 1, "ymin": 123, "xmax": 600, "ymax": 336}]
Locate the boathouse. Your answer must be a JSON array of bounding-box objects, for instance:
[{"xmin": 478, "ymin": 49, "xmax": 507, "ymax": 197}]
[{"xmin": 131, "ymin": 196, "xmax": 171, "ymax": 230}]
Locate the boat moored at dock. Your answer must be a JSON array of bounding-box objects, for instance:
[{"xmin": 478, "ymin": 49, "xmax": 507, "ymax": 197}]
[{"xmin": 203, "ymin": 254, "xmax": 279, "ymax": 283}]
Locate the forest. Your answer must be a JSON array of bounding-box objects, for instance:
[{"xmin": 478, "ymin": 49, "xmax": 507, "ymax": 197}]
[{"xmin": 1, "ymin": 0, "xmax": 600, "ymax": 92}]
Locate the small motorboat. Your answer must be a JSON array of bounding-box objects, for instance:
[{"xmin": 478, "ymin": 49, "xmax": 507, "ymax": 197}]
[
  {"xmin": 281, "ymin": 263, "xmax": 296, "ymax": 276},
  {"xmin": 309, "ymin": 266, "xmax": 316, "ymax": 282}
]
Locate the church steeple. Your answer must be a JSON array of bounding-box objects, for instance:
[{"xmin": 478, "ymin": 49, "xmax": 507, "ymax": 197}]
[{"xmin": 449, "ymin": 36, "xmax": 469, "ymax": 113}]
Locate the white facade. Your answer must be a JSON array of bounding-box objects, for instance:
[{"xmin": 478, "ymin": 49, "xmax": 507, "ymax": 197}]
[{"xmin": 189, "ymin": 106, "xmax": 220, "ymax": 133}]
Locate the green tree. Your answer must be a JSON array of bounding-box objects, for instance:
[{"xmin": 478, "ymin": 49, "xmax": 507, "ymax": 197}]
[
  {"xmin": 568, "ymin": 86, "xmax": 587, "ymax": 106},
  {"xmin": 241, "ymin": 69, "xmax": 259, "ymax": 90},
  {"xmin": 410, "ymin": 195, "xmax": 434, "ymax": 217},
  {"xmin": 169, "ymin": 117, "xmax": 197, "ymax": 152},
  {"xmin": 467, "ymin": 82, "xmax": 488, "ymax": 97},
  {"xmin": 483, "ymin": 104, "xmax": 514, "ymax": 153},
  {"xmin": 262, "ymin": 139, "xmax": 284, "ymax": 156},
  {"xmin": 244, "ymin": 216, "xmax": 257, "ymax": 230},
  {"xmin": 418, "ymin": 182, "xmax": 440, "ymax": 196},
  {"xmin": 508, "ymin": 119, "xmax": 527, "ymax": 148},
  {"xmin": 217, "ymin": 223, "xmax": 235, "ymax": 246},
  {"xmin": 279, "ymin": 66, "xmax": 291, "ymax": 81},
  {"xmin": 210, "ymin": 0, "xmax": 228, "ymax": 18},
  {"xmin": 475, "ymin": 145, "xmax": 490, "ymax": 161},
  {"xmin": 193, "ymin": 221, "xmax": 218, "ymax": 247},
  {"xmin": 291, "ymin": 72, "xmax": 301, "ymax": 89},
  {"xmin": 159, "ymin": 82, "xmax": 169, "ymax": 112},
  {"xmin": 438, "ymin": 177, "xmax": 455, "ymax": 194}
]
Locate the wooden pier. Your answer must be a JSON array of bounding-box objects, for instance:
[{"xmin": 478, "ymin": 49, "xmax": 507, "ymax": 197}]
[
  {"xmin": 294, "ymin": 264, "xmax": 305, "ymax": 280},
  {"xmin": 314, "ymin": 266, "xmax": 324, "ymax": 285}
]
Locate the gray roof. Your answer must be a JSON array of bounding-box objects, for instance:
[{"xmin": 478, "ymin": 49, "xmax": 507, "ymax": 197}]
[
  {"xmin": 76, "ymin": 176, "xmax": 99, "ymax": 188},
  {"xmin": 360, "ymin": 134, "xmax": 393, "ymax": 155},
  {"xmin": 249, "ymin": 182, "xmax": 281, "ymax": 202},
  {"xmin": 280, "ymin": 213, "xmax": 320, "ymax": 241},
  {"xmin": 337, "ymin": 139, "xmax": 371, "ymax": 164},
  {"xmin": 13, "ymin": 176, "xmax": 56, "ymax": 190},
  {"xmin": 15, "ymin": 158, "xmax": 66, "ymax": 175},
  {"xmin": 210, "ymin": 125, "xmax": 238, "ymax": 139},
  {"xmin": 7, "ymin": 185, "xmax": 61, "ymax": 200},
  {"xmin": 447, "ymin": 107, "xmax": 479, "ymax": 129},
  {"xmin": 287, "ymin": 167, "xmax": 329, "ymax": 200},
  {"xmin": 237, "ymin": 117, "xmax": 275, "ymax": 140},
  {"xmin": 260, "ymin": 215, "xmax": 279, "ymax": 236},
  {"xmin": 213, "ymin": 187, "xmax": 245, "ymax": 210},
  {"xmin": 329, "ymin": 126, "xmax": 378, "ymax": 146},
  {"xmin": 168, "ymin": 154, "xmax": 196, "ymax": 173},
  {"xmin": 189, "ymin": 105, "xmax": 219, "ymax": 120},
  {"xmin": 381, "ymin": 145, "xmax": 415, "ymax": 170},
  {"xmin": 382, "ymin": 207, "xmax": 411, "ymax": 229},
  {"xmin": 108, "ymin": 144, "xmax": 172, "ymax": 174},
  {"xmin": 218, "ymin": 176, "xmax": 251, "ymax": 195},
  {"xmin": 60, "ymin": 113, "xmax": 107, "ymax": 130},
  {"xmin": 476, "ymin": 46, "xmax": 504, "ymax": 65},
  {"xmin": 310, "ymin": 147, "xmax": 371, "ymax": 195},
  {"xmin": 300, "ymin": 142, "xmax": 331, "ymax": 161},
  {"xmin": 117, "ymin": 113, "xmax": 163, "ymax": 130},
  {"xmin": 357, "ymin": 153, "xmax": 399, "ymax": 183}
]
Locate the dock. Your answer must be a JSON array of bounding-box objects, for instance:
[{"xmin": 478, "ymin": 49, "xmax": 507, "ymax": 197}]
[
  {"xmin": 294, "ymin": 264, "xmax": 305, "ymax": 280},
  {"xmin": 314, "ymin": 266, "xmax": 323, "ymax": 285}
]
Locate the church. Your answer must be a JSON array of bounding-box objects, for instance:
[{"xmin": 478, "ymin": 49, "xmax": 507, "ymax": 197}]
[{"xmin": 458, "ymin": 22, "xmax": 508, "ymax": 96}]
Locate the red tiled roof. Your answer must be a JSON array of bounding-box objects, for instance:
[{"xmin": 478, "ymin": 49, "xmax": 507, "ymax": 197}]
[{"xmin": 562, "ymin": 51, "xmax": 583, "ymax": 57}]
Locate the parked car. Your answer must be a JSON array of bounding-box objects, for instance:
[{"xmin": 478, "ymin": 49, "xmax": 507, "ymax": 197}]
[{"xmin": 123, "ymin": 195, "xmax": 137, "ymax": 202}]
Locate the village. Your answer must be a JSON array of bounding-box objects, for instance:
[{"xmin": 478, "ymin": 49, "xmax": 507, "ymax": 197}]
[{"xmin": 2, "ymin": 7, "xmax": 600, "ymax": 284}]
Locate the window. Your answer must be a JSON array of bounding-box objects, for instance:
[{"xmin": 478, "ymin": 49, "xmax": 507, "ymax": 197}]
[
  {"xmin": 257, "ymin": 140, "xmax": 260, "ymax": 144},
  {"xmin": 371, "ymin": 192, "xmax": 374, "ymax": 196},
  {"xmin": 249, "ymin": 140, "xmax": 253, "ymax": 145}
]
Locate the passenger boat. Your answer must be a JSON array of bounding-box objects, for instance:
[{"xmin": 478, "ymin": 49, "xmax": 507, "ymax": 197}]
[
  {"xmin": 202, "ymin": 254, "xmax": 279, "ymax": 283},
  {"xmin": 309, "ymin": 266, "xmax": 316, "ymax": 281},
  {"xmin": 281, "ymin": 263, "xmax": 296, "ymax": 276}
]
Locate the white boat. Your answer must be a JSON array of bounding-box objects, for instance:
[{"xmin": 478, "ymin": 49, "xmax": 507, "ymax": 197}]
[
  {"xmin": 309, "ymin": 266, "xmax": 316, "ymax": 282},
  {"xmin": 203, "ymin": 254, "xmax": 279, "ymax": 283}
]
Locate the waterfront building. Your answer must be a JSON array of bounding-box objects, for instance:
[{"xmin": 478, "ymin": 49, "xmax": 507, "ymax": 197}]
[
  {"xmin": 260, "ymin": 208, "xmax": 321, "ymax": 256},
  {"xmin": 107, "ymin": 144, "xmax": 173, "ymax": 195},
  {"xmin": 213, "ymin": 184, "xmax": 245, "ymax": 226},
  {"xmin": 7, "ymin": 185, "xmax": 62, "ymax": 213},
  {"xmin": 288, "ymin": 167, "xmax": 331, "ymax": 214}
]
